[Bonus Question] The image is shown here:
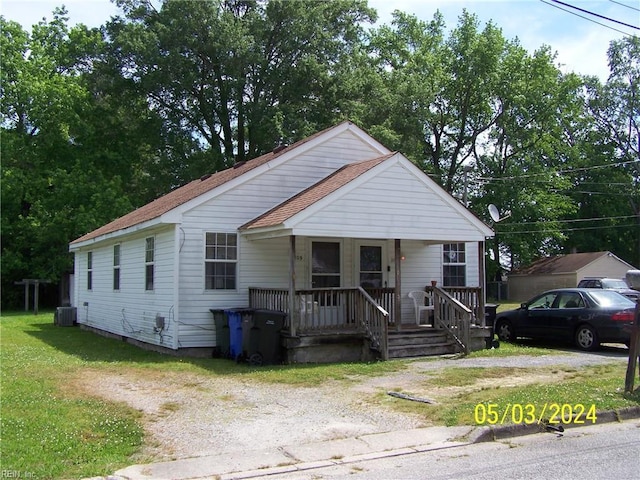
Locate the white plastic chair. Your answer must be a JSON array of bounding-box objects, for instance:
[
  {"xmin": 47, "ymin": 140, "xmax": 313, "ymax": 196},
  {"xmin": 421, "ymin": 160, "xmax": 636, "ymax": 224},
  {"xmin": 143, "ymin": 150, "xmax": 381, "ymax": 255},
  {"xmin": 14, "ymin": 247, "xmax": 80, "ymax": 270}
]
[
  {"xmin": 408, "ymin": 291, "xmax": 435, "ymax": 326},
  {"xmin": 299, "ymin": 295, "xmax": 319, "ymax": 324}
]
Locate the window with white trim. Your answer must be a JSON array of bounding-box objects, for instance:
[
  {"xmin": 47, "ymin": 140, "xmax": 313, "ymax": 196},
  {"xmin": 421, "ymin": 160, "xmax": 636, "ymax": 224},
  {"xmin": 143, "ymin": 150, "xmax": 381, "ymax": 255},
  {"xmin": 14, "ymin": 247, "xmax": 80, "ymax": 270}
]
[
  {"xmin": 145, "ymin": 237, "xmax": 154, "ymax": 291},
  {"xmin": 87, "ymin": 251, "xmax": 93, "ymax": 290},
  {"xmin": 443, "ymin": 243, "xmax": 466, "ymax": 287},
  {"xmin": 205, "ymin": 232, "xmax": 237, "ymax": 290},
  {"xmin": 113, "ymin": 244, "xmax": 121, "ymax": 291}
]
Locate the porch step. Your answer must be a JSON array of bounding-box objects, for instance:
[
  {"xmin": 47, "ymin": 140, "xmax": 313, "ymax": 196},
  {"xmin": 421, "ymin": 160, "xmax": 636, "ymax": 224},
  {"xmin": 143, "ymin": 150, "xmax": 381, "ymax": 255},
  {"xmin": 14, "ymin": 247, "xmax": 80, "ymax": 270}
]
[{"xmin": 387, "ymin": 327, "xmax": 459, "ymax": 358}]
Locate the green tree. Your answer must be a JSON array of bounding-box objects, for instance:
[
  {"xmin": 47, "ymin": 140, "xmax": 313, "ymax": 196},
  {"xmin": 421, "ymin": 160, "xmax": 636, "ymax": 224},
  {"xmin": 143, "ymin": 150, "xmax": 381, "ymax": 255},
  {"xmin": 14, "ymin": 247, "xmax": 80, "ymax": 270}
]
[
  {"xmin": 568, "ymin": 36, "xmax": 640, "ymax": 267},
  {"xmin": 109, "ymin": 0, "xmax": 376, "ymax": 167},
  {"xmin": 473, "ymin": 47, "xmax": 583, "ymax": 271},
  {"xmin": 1, "ymin": 11, "xmax": 138, "ymax": 307},
  {"xmin": 367, "ymin": 10, "xmax": 508, "ymax": 194},
  {"xmin": 364, "ymin": 10, "xmax": 580, "ymax": 270}
]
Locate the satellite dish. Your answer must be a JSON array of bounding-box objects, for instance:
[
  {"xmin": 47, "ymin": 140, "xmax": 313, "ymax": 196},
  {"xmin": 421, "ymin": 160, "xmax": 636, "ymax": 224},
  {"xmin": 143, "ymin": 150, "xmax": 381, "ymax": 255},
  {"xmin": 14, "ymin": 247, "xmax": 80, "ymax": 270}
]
[
  {"xmin": 488, "ymin": 204, "xmax": 511, "ymax": 223},
  {"xmin": 488, "ymin": 204, "xmax": 501, "ymax": 222}
]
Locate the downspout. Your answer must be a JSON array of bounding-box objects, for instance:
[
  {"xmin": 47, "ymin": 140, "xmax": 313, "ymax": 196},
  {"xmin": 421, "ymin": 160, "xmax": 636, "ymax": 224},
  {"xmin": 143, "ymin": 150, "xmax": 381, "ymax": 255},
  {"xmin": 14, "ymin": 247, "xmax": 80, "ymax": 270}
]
[{"xmin": 172, "ymin": 224, "xmax": 181, "ymax": 350}]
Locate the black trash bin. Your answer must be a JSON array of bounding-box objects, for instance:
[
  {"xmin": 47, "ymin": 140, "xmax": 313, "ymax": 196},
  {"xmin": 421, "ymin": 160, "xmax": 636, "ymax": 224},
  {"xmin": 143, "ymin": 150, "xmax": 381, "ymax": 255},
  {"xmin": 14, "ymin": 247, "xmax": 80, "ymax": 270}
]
[
  {"xmin": 484, "ymin": 304, "xmax": 500, "ymax": 348},
  {"xmin": 248, "ymin": 309, "xmax": 287, "ymax": 366},
  {"xmin": 210, "ymin": 309, "xmax": 229, "ymax": 358},
  {"xmin": 240, "ymin": 308, "xmax": 257, "ymax": 361}
]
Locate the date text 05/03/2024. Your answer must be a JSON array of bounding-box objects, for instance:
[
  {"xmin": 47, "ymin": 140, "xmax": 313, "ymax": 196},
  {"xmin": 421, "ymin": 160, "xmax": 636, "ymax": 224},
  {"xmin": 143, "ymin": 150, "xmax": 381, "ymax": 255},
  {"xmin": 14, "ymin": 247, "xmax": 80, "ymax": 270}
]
[{"xmin": 474, "ymin": 403, "xmax": 597, "ymax": 425}]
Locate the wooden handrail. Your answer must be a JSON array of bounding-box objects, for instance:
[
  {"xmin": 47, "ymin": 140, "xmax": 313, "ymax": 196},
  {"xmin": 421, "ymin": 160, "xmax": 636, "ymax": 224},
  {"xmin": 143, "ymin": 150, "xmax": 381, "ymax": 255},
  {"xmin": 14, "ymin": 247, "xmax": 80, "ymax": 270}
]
[
  {"xmin": 357, "ymin": 286, "xmax": 389, "ymax": 360},
  {"xmin": 426, "ymin": 286, "xmax": 484, "ymax": 326},
  {"xmin": 431, "ymin": 286, "xmax": 471, "ymax": 355}
]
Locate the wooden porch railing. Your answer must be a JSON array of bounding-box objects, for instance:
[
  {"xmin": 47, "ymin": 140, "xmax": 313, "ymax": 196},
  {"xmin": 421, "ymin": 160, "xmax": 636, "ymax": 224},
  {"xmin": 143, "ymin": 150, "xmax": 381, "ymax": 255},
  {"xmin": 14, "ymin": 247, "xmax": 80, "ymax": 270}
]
[
  {"xmin": 431, "ymin": 286, "xmax": 472, "ymax": 355},
  {"xmin": 426, "ymin": 286, "xmax": 484, "ymax": 326},
  {"xmin": 248, "ymin": 287, "xmax": 390, "ymax": 358},
  {"xmin": 249, "ymin": 285, "xmax": 480, "ymax": 358}
]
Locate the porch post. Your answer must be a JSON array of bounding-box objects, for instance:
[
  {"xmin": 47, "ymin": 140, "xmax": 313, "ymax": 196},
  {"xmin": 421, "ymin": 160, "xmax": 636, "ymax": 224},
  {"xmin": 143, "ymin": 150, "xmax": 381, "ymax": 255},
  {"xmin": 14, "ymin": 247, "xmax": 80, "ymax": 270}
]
[
  {"xmin": 395, "ymin": 239, "xmax": 402, "ymax": 331},
  {"xmin": 478, "ymin": 240, "xmax": 486, "ymax": 327},
  {"xmin": 288, "ymin": 235, "xmax": 297, "ymax": 336}
]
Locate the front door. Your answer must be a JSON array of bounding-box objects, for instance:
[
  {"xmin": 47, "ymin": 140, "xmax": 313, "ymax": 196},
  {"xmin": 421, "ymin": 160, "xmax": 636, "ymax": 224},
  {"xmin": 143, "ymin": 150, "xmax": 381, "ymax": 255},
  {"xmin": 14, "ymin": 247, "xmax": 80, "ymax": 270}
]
[
  {"xmin": 311, "ymin": 241, "xmax": 342, "ymax": 325},
  {"xmin": 357, "ymin": 243, "xmax": 386, "ymax": 289}
]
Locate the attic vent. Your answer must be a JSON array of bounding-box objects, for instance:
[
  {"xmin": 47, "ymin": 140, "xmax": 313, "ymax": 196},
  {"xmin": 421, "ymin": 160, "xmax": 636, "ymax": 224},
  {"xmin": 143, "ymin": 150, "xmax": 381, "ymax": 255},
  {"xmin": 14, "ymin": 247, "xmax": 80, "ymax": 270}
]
[
  {"xmin": 272, "ymin": 144, "xmax": 287, "ymax": 154},
  {"xmin": 233, "ymin": 161, "xmax": 247, "ymax": 169},
  {"xmin": 200, "ymin": 173, "xmax": 212, "ymax": 181}
]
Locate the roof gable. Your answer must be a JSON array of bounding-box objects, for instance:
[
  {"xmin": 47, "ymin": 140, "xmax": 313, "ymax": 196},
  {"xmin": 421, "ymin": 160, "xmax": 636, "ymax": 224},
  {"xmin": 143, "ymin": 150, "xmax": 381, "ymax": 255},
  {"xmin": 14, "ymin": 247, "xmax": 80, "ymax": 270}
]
[
  {"xmin": 240, "ymin": 154, "xmax": 393, "ymax": 231},
  {"xmin": 70, "ymin": 121, "xmax": 388, "ymax": 247},
  {"xmin": 241, "ymin": 152, "xmax": 494, "ymax": 241}
]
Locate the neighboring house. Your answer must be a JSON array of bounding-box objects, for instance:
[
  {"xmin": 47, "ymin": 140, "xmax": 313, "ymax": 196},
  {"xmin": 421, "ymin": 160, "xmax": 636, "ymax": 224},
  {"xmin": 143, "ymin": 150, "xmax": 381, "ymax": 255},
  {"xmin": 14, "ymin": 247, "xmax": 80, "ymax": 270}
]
[
  {"xmin": 69, "ymin": 121, "xmax": 494, "ymax": 362},
  {"xmin": 507, "ymin": 251, "xmax": 637, "ymax": 301}
]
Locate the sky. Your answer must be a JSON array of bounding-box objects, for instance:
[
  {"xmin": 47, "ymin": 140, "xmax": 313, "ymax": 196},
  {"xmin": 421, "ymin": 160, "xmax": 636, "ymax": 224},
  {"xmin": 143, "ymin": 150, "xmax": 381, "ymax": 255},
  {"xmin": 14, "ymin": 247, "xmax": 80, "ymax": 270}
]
[{"xmin": 1, "ymin": 0, "xmax": 638, "ymax": 80}]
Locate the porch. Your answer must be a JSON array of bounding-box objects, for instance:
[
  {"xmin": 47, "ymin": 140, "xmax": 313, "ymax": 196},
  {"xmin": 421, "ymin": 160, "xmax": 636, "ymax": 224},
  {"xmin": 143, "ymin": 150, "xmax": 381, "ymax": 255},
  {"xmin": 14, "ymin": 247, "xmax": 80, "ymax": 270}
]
[{"xmin": 248, "ymin": 285, "xmax": 493, "ymax": 362}]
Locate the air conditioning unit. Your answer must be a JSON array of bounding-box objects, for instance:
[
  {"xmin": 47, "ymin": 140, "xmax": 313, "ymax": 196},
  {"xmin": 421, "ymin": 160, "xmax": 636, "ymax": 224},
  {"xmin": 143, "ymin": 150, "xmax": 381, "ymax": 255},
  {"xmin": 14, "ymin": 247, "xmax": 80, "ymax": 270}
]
[{"xmin": 55, "ymin": 307, "xmax": 77, "ymax": 327}]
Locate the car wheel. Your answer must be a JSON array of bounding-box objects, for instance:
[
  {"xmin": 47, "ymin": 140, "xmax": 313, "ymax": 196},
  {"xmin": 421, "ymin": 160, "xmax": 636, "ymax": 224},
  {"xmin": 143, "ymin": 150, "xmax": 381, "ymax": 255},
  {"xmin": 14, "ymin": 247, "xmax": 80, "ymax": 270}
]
[
  {"xmin": 575, "ymin": 324, "xmax": 599, "ymax": 351},
  {"xmin": 495, "ymin": 320, "xmax": 515, "ymax": 342}
]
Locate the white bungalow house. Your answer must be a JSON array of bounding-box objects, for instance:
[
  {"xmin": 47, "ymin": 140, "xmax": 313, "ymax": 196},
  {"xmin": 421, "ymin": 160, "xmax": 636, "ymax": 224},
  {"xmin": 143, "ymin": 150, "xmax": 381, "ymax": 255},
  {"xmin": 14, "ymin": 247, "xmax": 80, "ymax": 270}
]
[{"xmin": 69, "ymin": 122, "xmax": 494, "ymax": 362}]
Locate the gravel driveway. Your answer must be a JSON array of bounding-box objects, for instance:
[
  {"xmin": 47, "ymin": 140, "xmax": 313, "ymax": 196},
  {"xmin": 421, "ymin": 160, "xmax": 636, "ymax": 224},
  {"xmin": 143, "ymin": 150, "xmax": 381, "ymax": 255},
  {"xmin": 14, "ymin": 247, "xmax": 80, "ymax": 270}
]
[{"xmin": 77, "ymin": 347, "xmax": 630, "ymax": 462}]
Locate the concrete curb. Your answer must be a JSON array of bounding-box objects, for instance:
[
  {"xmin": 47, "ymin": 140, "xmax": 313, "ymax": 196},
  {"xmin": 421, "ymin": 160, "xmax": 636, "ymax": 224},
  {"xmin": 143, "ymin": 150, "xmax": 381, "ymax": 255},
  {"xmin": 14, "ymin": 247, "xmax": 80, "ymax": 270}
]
[
  {"xmin": 92, "ymin": 408, "xmax": 640, "ymax": 480},
  {"xmin": 470, "ymin": 406, "xmax": 640, "ymax": 443}
]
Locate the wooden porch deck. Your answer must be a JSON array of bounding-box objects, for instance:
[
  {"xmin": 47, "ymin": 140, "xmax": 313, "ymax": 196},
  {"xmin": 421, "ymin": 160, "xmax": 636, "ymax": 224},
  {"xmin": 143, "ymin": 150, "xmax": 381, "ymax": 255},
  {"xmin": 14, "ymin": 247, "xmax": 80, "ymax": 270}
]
[{"xmin": 249, "ymin": 286, "xmax": 493, "ymax": 362}]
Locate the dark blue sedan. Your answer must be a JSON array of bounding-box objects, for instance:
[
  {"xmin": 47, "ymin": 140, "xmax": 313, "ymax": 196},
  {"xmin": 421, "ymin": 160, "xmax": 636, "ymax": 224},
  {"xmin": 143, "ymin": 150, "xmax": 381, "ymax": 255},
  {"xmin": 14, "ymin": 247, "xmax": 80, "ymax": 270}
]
[{"xmin": 494, "ymin": 288, "xmax": 636, "ymax": 351}]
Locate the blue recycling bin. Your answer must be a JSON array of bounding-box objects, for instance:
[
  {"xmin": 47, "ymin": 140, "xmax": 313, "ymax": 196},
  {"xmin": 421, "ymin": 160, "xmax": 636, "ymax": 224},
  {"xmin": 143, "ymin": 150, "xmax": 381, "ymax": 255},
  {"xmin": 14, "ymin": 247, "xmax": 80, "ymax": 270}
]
[{"xmin": 225, "ymin": 308, "xmax": 254, "ymax": 361}]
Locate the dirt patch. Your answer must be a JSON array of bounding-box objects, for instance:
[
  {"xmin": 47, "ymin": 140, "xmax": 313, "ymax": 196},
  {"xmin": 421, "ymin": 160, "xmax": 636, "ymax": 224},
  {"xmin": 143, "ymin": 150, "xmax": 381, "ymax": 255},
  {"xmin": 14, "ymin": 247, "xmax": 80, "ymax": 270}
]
[
  {"xmin": 74, "ymin": 369, "xmax": 427, "ymax": 461},
  {"xmin": 72, "ymin": 352, "xmax": 626, "ymax": 462}
]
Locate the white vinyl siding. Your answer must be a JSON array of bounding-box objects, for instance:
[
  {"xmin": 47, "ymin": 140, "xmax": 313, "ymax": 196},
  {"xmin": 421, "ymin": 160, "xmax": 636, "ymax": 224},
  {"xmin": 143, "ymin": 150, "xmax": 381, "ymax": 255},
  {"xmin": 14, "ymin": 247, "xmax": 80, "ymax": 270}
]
[
  {"xmin": 288, "ymin": 163, "xmax": 489, "ymax": 242},
  {"xmin": 73, "ymin": 226, "xmax": 176, "ymax": 348}
]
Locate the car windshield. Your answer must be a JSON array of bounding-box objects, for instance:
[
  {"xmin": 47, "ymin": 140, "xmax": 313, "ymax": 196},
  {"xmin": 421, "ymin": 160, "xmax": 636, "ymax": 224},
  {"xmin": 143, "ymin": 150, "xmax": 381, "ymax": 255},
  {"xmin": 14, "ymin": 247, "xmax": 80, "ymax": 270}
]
[
  {"xmin": 588, "ymin": 290, "xmax": 635, "ymax": 307},
  {"xmin": 601, "ymin": 279, "xmax": 629, "ymax": 289}
]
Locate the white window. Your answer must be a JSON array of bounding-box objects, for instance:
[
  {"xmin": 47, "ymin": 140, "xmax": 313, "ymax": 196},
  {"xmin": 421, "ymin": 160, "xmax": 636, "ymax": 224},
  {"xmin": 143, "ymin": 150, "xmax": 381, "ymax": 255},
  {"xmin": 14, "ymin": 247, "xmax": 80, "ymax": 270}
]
[
  {"xmin": 311, "ymin": 241, "xmax": 341, "ymax": 288},
  {"xmin": 443, "ymin": 243, "xmax": 466, "ymax": 287},
  {"xmin": 145, "ymin": 237, "xmax": 154, "ymax": 291},
  {"xmin": 87, "ymin": 251, "xmax": 93, "ymax": 290},
  {"xmin": 205, "ymin": 233, "xmax": 237, "ymax": 290},
  {"xmin": 113, "ymin": 244, "xmax": 121, "ymax": 291}
]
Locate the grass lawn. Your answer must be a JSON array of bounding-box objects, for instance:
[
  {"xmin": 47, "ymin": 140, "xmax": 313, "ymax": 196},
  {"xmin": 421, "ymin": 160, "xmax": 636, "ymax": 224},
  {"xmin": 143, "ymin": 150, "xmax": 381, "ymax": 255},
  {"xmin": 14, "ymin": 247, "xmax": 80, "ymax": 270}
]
[{"xmin": 1, "ymin": 311, "xmax": 638, "ymax": 478}]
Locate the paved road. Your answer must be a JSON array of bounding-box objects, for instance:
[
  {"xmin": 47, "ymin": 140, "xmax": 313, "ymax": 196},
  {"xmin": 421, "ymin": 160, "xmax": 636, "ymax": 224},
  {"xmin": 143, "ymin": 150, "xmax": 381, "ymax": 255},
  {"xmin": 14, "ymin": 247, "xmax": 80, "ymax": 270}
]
[{"xmin": 251, "ymin": 420, "xmax": 640, "ymax": 480}]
